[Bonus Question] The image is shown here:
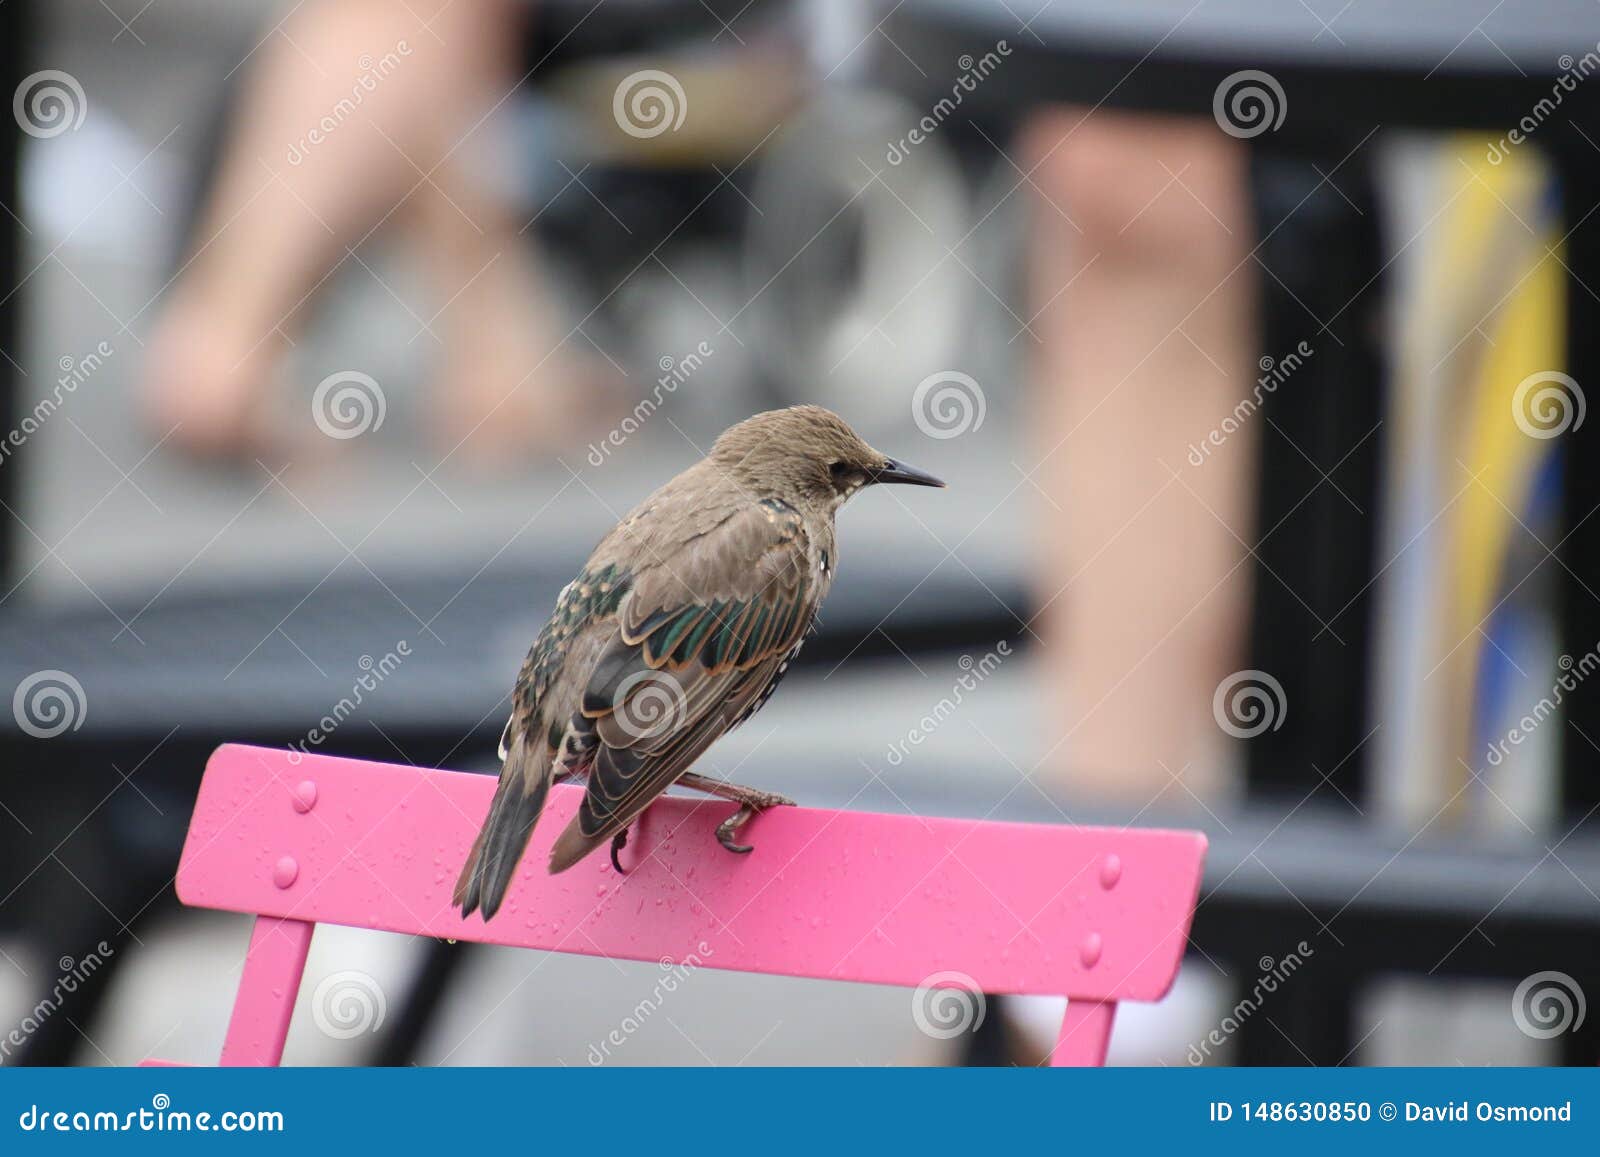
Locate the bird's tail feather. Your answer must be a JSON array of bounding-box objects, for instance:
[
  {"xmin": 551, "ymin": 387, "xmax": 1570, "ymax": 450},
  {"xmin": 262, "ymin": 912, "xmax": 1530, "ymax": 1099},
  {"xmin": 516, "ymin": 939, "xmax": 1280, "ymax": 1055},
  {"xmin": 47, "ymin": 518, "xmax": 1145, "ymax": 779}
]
[
  {"xmin": 547, "ymin": 817, "xmax": 606, "ymax": 875},
  {"xmin": 453, "ymin": 732, "xmax": 549, "ymax": 921}
]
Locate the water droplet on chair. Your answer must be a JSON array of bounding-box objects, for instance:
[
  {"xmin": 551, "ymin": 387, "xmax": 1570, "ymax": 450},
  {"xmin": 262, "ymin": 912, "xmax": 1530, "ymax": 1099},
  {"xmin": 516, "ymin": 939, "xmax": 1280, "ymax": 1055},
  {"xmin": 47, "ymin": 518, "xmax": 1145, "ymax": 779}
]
[
  {"xmin": 1099, "ymin": 854, "xmax": 1122, "ymax": 889},
  {"xmin": 292, "ymin": 781, "xmax": 318, "ymax": 813},
  {"xmin": 1080, "ymin": 932, "xmax": 1103, "ymax": 968},
  {"xmin": 273, "ymin": 856, "xmax": 299, "ymax": 889}
]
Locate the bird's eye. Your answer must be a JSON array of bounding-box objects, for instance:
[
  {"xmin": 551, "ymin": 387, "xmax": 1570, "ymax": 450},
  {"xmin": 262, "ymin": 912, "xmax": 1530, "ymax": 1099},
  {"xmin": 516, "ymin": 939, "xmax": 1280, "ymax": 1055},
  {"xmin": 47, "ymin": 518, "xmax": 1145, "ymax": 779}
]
[{"xmin": 829, "ymin": 461, "xmax": 850, "ymax": 480}]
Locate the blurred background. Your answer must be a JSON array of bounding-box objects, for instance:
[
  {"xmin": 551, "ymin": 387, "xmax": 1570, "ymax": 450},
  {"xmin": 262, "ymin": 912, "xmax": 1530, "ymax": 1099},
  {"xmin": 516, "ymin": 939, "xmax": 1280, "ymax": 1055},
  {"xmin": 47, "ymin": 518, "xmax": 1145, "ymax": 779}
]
[{"xmin": 2, "ymin": 0, "xmax": 1599, "ymax": 1066}]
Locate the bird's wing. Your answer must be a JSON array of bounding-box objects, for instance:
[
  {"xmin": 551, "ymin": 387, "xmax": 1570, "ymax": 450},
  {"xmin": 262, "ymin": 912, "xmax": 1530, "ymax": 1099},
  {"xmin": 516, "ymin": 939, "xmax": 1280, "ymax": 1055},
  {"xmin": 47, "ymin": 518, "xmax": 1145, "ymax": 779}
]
[
  {"xmin": 453, "ymin": 563, "xmax": 629, "ymax": 919},
  {"xmin": 548, "ymin": 499, "xmax": 814, "ymax": 870}
]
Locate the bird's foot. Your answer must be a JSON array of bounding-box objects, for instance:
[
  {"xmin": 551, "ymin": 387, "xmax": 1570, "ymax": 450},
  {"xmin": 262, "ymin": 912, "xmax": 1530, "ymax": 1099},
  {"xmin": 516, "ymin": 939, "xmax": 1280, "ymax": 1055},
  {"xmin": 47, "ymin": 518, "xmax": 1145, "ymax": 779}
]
[
  {"xmin": 610, "ymin": 827, "xmax": 629, "ymax": 874},
  {"xmin": 714, "ymin": 792, "xmax": 796, "ymax": 856},
  {"xmin": 716, "ymin": 806, "xmax": 755, "ymax": 855}
]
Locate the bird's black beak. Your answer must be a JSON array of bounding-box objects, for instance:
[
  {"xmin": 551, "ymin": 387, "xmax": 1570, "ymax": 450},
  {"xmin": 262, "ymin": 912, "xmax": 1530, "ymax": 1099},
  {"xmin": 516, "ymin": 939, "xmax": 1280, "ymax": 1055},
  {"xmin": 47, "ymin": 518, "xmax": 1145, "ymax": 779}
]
[{"xmin": 873, "ymin": 458, "xmax": 946, "ymax": 488}]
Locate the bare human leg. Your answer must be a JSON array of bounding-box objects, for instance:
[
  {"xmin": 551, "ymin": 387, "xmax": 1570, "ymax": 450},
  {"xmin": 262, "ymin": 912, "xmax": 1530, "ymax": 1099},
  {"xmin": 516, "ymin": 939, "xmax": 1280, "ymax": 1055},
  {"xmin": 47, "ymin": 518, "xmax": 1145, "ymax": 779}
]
[
  {"xmin": 1022, "ymin": 108, "xmax": 1257, "ymax": 804},
  {"xmin": 140, "ymin": 0, "xmax": 610, "ymax": 464}
]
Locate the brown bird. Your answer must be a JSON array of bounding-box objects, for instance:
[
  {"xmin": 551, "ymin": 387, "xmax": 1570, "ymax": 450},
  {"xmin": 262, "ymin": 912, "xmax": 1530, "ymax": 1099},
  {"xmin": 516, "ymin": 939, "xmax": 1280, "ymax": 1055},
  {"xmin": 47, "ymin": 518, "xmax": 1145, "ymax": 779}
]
[{"xmin": 454, "ymin": 405, "xmax": 944, "ymax": 920}]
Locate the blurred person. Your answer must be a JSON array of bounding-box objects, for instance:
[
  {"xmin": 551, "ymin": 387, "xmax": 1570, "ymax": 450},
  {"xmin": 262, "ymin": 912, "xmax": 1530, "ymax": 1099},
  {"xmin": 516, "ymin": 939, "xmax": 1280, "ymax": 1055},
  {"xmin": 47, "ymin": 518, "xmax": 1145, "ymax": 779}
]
[
  {"xmin": 1022, "ymin": 107, "xmax": 1257, "ymax": 805},
  {"xmin": 140, "ymin": 0, "xmax": 614, "ymax": 466}
]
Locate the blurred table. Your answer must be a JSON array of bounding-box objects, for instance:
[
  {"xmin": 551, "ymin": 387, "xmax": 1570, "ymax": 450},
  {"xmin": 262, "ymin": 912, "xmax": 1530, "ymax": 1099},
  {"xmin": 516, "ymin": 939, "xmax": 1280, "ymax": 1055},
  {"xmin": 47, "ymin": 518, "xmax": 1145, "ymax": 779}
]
[{"xmin": 884, "ymin": 0, "xmax": 1595, "ymax": 135}]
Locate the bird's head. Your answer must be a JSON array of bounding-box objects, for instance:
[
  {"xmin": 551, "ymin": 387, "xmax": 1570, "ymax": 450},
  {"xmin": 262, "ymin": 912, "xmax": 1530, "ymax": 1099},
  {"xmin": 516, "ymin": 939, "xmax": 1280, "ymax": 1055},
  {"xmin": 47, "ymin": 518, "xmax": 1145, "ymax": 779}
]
[{"xmin": 707, "ymin": 405, "xmax": 945, "ymax": 513}]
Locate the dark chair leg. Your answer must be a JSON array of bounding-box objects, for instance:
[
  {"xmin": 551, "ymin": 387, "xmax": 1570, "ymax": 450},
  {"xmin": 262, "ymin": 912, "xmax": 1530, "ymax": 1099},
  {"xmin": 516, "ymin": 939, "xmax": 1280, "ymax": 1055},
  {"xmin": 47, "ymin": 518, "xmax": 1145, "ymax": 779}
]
[
  {"xmin": 367, "ymin": 938, "xmax": 476, "ymax": 1066},
  {"xmin": 1235, "ymin": 971, "xmax": 1358, "ymax": 1066},
  {"xmin": 10, "ymin": 886, "xmax": 173, "ymax": 1066},
  {"xmin": 1244, "ymin": 144, "xmax": 1385, "ymax": 807}
]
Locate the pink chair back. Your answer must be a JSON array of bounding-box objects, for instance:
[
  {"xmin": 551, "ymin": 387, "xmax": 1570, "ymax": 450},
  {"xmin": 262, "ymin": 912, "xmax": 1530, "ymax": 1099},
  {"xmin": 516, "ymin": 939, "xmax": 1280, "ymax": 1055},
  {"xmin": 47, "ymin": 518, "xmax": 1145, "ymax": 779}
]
[{"xmin": 157, "ymin": 744, "xmax": 1208, "ymax": 1066}]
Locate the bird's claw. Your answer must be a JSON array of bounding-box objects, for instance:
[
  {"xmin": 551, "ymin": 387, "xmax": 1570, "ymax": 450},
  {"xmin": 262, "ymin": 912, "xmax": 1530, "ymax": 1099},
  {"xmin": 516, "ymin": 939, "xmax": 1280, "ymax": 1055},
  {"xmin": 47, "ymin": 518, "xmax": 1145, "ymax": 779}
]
[
  {"xmin": 716, "ymin": 806, "xmax": 756, "ymax": 855},
  {"xmin": 610, "ymin": 827, "xmax": 629, "ymax": 874},
  {"xmin": 715, "ymin": 794, "xmax": 796, "ymax": 856}
]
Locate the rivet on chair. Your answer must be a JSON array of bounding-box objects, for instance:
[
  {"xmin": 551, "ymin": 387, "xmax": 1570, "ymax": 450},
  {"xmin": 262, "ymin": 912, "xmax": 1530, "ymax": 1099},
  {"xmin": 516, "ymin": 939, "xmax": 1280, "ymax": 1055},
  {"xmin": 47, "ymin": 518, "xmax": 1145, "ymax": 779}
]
[
  {"xmin": 273, "ymin": 856, "xmax": 299, "ymax": 889},
  {"xmin": 292, "ymin": 781, "xmax": 318, "ymax": 813}
]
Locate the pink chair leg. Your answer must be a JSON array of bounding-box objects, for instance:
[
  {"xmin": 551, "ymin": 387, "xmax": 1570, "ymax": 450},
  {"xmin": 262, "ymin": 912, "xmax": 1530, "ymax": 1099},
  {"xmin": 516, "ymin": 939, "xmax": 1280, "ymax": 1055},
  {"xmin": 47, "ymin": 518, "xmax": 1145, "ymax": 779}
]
[
  {"xmin": 1053, "ymin": 999, "xmax": 1117, "ymax": 1066},
  {"xmin": 220, "ymin": 916, "xmax": 315, "ymax": 1066}
]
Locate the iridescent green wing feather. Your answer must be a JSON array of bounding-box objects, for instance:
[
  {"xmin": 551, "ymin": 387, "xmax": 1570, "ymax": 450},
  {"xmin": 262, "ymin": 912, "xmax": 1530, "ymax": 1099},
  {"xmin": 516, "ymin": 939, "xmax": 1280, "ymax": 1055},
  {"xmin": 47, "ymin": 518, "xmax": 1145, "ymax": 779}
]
[{"xmin": 564, "ymin": 500, "xmax": 814, "ymax": 853}]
